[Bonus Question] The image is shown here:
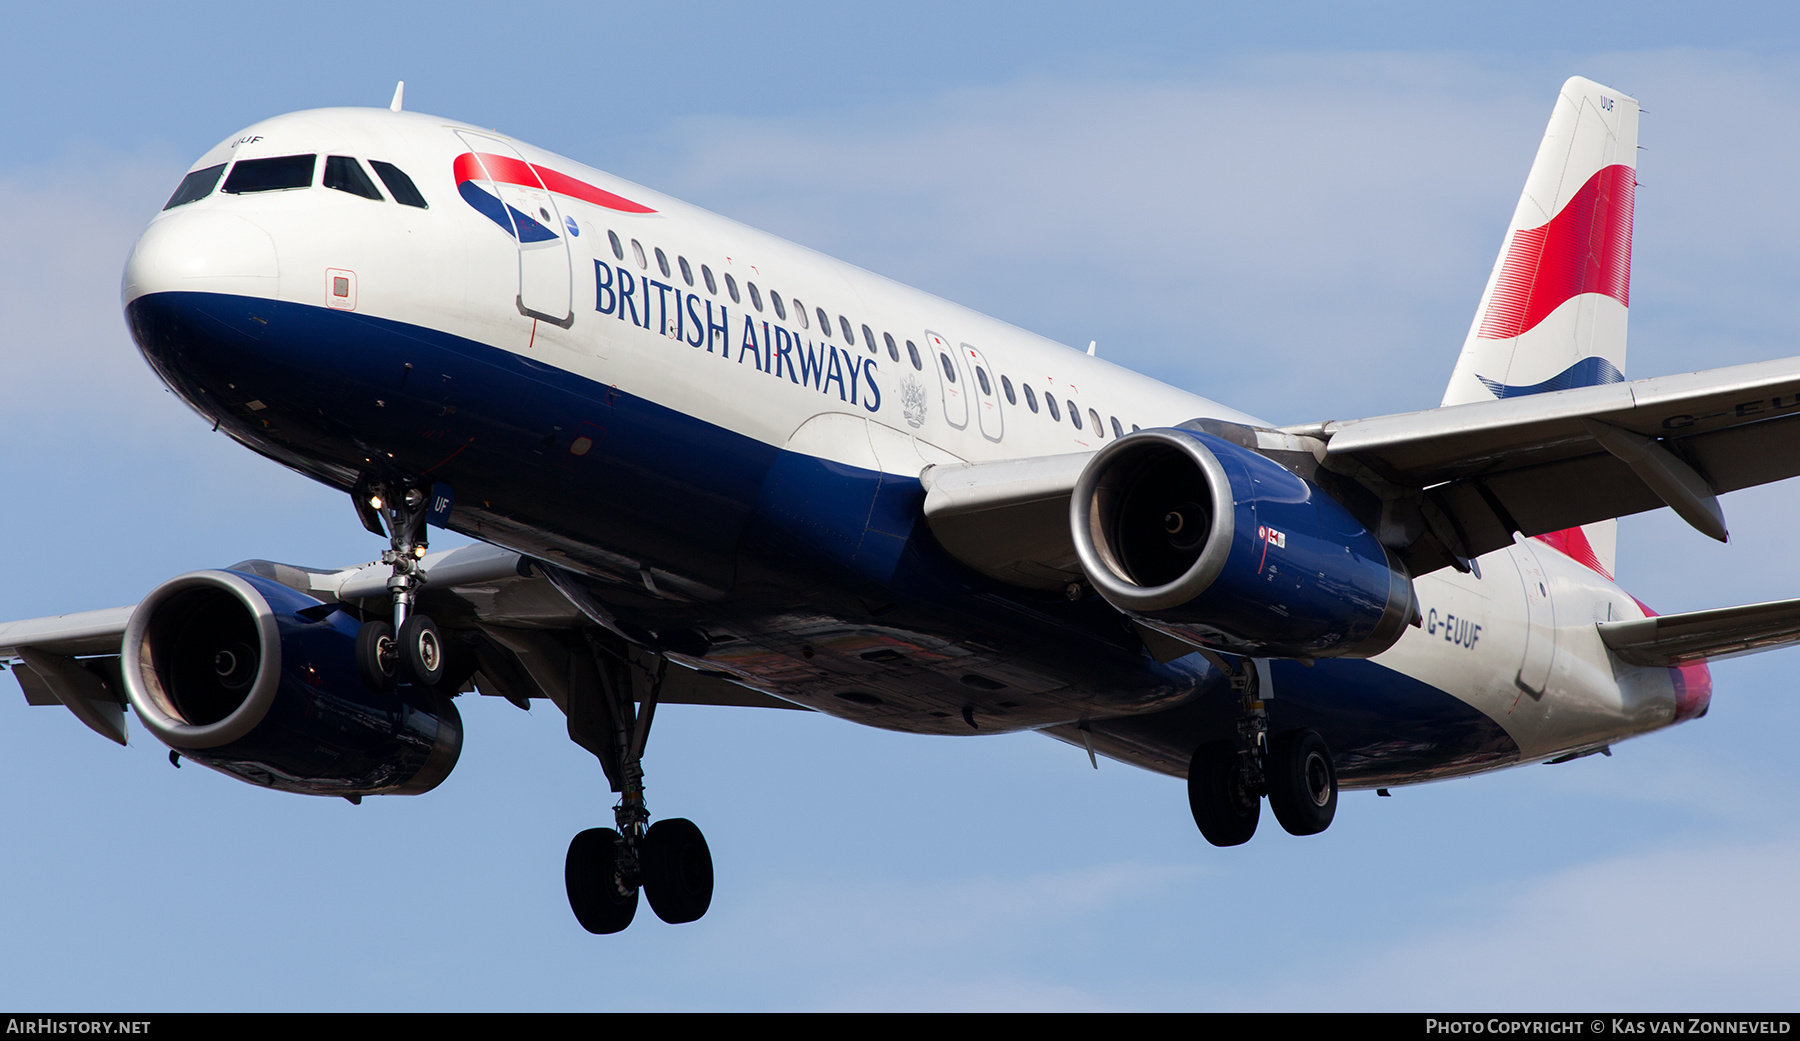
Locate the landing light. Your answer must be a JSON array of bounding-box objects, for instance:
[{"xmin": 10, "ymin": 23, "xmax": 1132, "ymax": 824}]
[
  {"xmin": 413, "ymin": 545, "xmax": 427, "ymax": 559},
  {"xmin": 368, "ymin": 496, "xmax": 384, "ymax": 510}
]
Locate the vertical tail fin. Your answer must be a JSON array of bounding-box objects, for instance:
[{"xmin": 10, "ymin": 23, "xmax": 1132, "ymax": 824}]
[{"xmin": 1443, "ymin": 76, "xmax": 1639, "ymax": 579}]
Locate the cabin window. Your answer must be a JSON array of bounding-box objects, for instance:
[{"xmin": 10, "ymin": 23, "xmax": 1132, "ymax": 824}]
[
  {"xmin": 1132, "ymin": 424, "xmax": 1141, "ymax": 433},
  {"xmin": 861, "ymin": 324, "xmax": 877, "ymax": 355},
  {"xmin": 163, "ymin": 164, "xmax": 225, "ymax": 209},
  {"xmin": 816, "ymin": 308, "xmax": 831, "ymax": 335},
  {"xmin": 1046, "ymin": 394, "xmax": 1060, "ymax": 421},
  {"xmin": 609, "ymin": 231, "xmax": 625, "ymax": 260},
  {"xmin": 1111, "ymin": 417, "xmax": 1125, "ymax": 438},
  {"xmin": 883, "ymin": 332, "xmax": 899, "ymax": 362},
  {"xmin": 770, "ymin": 291, "xmax": 787, "ymax": 320},
  {"xmin": 654, "ymin": 247, "xmax": 671, "ymax": 278},
  {"xmin": 939, "ymin": 353, "xmax": 957, "ymax": 383},
  {"xmin": 748, "ymin": 282, "xmax": 763, "ymax": 311},
  {"xmin": 1089, "ymin": 409, "xmax": 1103, "ymax": 437},
  {"xmin": 793, "ymin": 300, "xmax": 809, "ymax": 328},
  {"xmin": 702, "ymin": 264, "xmax": 717, "ymax": 294},
  {"xmin": 1068, "ymin": 402, "xmax": 1082, "ymax": 429},
  {"xmin": 222, "ymin": 154, "xmax": 315, "ymax": 194},
  {"xmin": 630, "ymin": 239, "xmax": 647, "ymax": 269},
  {"xmin": 839, "ymin": 316, "xmax": 855, "ymax": 345},
  {"xmin": 1023, "ymin": 384, "xmax": 1038, "ymax": 412},
  {"xmin": 976, "ymin": 367, "xmax": 992, "ymax": 395},
  {"xmin": 324, "ymin": 156, "xmax": 382, "ymax": 200},
  {"xmin": 724, "ymin": 273, "xmax": 740, "ymax": 303},
  {"xmin": 678, "ymin": 256, "xmax": 694, "ymax": 286},
  {"xmin": 906, "ymin": 340, "xmax": 922, "ymax": 370},
  {"xmin": 369, "ymin": 162, "xmax": 428, "ymax": 208},
  {"xmin": 1001, "ymin": 375, "xmax": 1016, "ymax": 405}
]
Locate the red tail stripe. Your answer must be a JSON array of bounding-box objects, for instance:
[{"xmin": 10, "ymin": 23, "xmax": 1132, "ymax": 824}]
[
  {"xmin": 453, "ymin": 152, "xmax": 656, "ymax": 214},
  {"xmin": 1477, "ymin": 164, "xmax": 1634, "ymax": 340},
  {"xmin": 1533, "ymin": 526, "xmax": 1611, "ymax": 581}
]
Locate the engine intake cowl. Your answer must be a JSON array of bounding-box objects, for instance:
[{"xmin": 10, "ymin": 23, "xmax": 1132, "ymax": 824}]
[
  {"xmin": 121, "ymin": 569, "xmax": 461, "ymax": 797},
  {"xmin": 1071, "ymin": 427, "xmax": 1415, "ymax": 659}
]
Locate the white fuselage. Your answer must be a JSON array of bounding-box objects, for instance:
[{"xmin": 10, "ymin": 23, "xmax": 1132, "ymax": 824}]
[{"xmin": 122, "ymin": 106, "xmax": 1701, "ymax": 782}]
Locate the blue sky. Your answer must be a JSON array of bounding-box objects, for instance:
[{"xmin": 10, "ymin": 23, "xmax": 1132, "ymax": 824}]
[{"xmin": 3, "ymin": 1, "xmax": 1800, "ymax": 1011}]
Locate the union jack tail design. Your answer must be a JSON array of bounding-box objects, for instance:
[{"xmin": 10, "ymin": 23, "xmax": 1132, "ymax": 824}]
[{"xmin": 1442, "ymin": 76, "xmax": 1640, "ymax": 580}]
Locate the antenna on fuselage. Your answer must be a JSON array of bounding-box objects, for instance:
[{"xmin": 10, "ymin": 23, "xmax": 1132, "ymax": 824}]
[
  {"xmin": 389, "ymin": 81, "xmax": 405, "ymax": 112},
  {"xmin": 1087, "ymin": 340, "xmax": 1097, "ymax": 356}
]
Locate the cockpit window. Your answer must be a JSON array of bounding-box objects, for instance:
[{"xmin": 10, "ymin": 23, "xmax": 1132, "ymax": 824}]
[
  {"xmin": 222, "ymin": 154, "xmax": 316, "ymax": 194},
  {"xmin": 163, "ymin": 164, "xmax": 226, "ymax": 209},
  {"xmin": 369, "ymin": 161, "xmax": 428, "ymax": 208},
  {"xmin": 324, "ymin": 156, "xmax": 383, "ymax": 200}
]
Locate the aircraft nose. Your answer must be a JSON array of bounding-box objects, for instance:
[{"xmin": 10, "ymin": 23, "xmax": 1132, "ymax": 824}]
[{"xmin": 122, "ymin": 209, "xmax": 279, "ymax": 305}]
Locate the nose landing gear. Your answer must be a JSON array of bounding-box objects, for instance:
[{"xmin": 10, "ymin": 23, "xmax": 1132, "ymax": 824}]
[{"xmin": 351, "ymin": 479, "xmax": 458, "ymax": 692}]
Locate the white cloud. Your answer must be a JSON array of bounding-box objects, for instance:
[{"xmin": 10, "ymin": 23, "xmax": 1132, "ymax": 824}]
[{"xmin": 1220, "ymin": 834, "xmax": 1800, "ymax": 1010}]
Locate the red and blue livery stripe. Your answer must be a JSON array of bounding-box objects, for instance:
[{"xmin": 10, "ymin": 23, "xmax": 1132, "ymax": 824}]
[
  {"xmin": 1479, "ymin": 164, "xmax": 1635, "ymax": 340},
  {"xmin": 454, "ymin": 152, "xmax": 656, "ymax": 241}
]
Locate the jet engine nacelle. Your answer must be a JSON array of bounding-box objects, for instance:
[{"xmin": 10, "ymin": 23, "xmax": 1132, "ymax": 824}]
[
  {"xmin": 1071, "ymin": 427, "xmax": 1416, "ymax": 659},
  {"xmin": 120, "ymin": 570, "xmax": 461, "ymax": 796}
]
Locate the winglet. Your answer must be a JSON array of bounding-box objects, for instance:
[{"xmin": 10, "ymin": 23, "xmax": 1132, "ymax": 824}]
[{"xmin": 390, "ymin": 81, "xmax": 405, "ymax": 112}]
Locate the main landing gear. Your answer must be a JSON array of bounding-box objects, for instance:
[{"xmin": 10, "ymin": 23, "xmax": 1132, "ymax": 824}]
[
  {"xmin": 562, "ymin": 635, "xmax": 714, "ymax": 934},
  {"xmin": 1186, "ymin": 658, "xmax": 1338, "ymax": 846}
]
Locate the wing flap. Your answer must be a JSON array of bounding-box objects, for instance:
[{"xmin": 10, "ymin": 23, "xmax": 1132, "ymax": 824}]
[{"xmin": 1598, "ymin": 597, "xmax": 1800, "ymax": 666}]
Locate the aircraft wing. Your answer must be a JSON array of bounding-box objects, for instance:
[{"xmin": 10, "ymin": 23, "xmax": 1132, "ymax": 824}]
[
  {"xmin": 919, "ymin": 355, "xmax": 1800, "ymax": 586},
  {"xmin": 1597, "ymin": 597, "xmax": 1800, "ymax": 667},
  {"xmin": 1292, "ymin": 355, "xmax": 1800, "ymax": 573},
  {"xmin": 1, "ymin": 543, "xmax": 802, "ymax": 747}
]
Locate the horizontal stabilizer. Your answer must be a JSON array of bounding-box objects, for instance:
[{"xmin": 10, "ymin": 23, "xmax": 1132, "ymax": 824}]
[{"xmin": 1598, "ymin": 597, "xmax": 1800, "ymax": 666}]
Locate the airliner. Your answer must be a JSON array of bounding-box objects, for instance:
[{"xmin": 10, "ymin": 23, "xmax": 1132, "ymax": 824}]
[{"xmin": 6, "ymin": 77, "xmax": 1798, "ymax": 934}]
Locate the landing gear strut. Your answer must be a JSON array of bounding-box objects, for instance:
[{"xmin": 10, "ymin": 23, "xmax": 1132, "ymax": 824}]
[
  {"xmin": 562, "ymin": 632, "xmax": 713, "ymax": 933},
  {"xmin": 1186, "ymin": 657, "xmax": 1338, "ymax": 845},
  {"xmin": 1188, "ymin": 655, "xmax": 1269, "ymax": 846},
  {"xmin": 352, "ymin": 479, "xmax": 449, "ymax": 692}
]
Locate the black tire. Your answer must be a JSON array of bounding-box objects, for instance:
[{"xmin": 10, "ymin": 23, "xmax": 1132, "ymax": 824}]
[
  {"xmin": 1266, "ymin": 729, "xmax": 1337, "ymax": 836},
  {"xmin": 1187, "ymin": 741, "xmax": 1260, "ymax": 847},
  {"xmin": 398, "ymin": 614, "xmax": 446, "ymax": 687},
  {"xmin": 565, "ymin": 828, "xmax": 639, "ymax": 934},
  {"xmin": 434, "ymin": 632, "xmax": 479, "ymax": 694},
  {"xmin": 355, "ymin": 620, "xmax": 397, "ymax": 692},
  {"xmin": 641, "ymin": 818, "xmax": 714, "ymax": 925}
]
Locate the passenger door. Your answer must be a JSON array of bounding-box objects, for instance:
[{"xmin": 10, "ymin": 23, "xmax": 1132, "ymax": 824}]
[
  {"xmin": 961, "ymin": 342, "xmax": 1003, "ymax": 443},
  {"xmin": 925, "ymin": 331, "xmax": 969, "ymax": 430}
]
